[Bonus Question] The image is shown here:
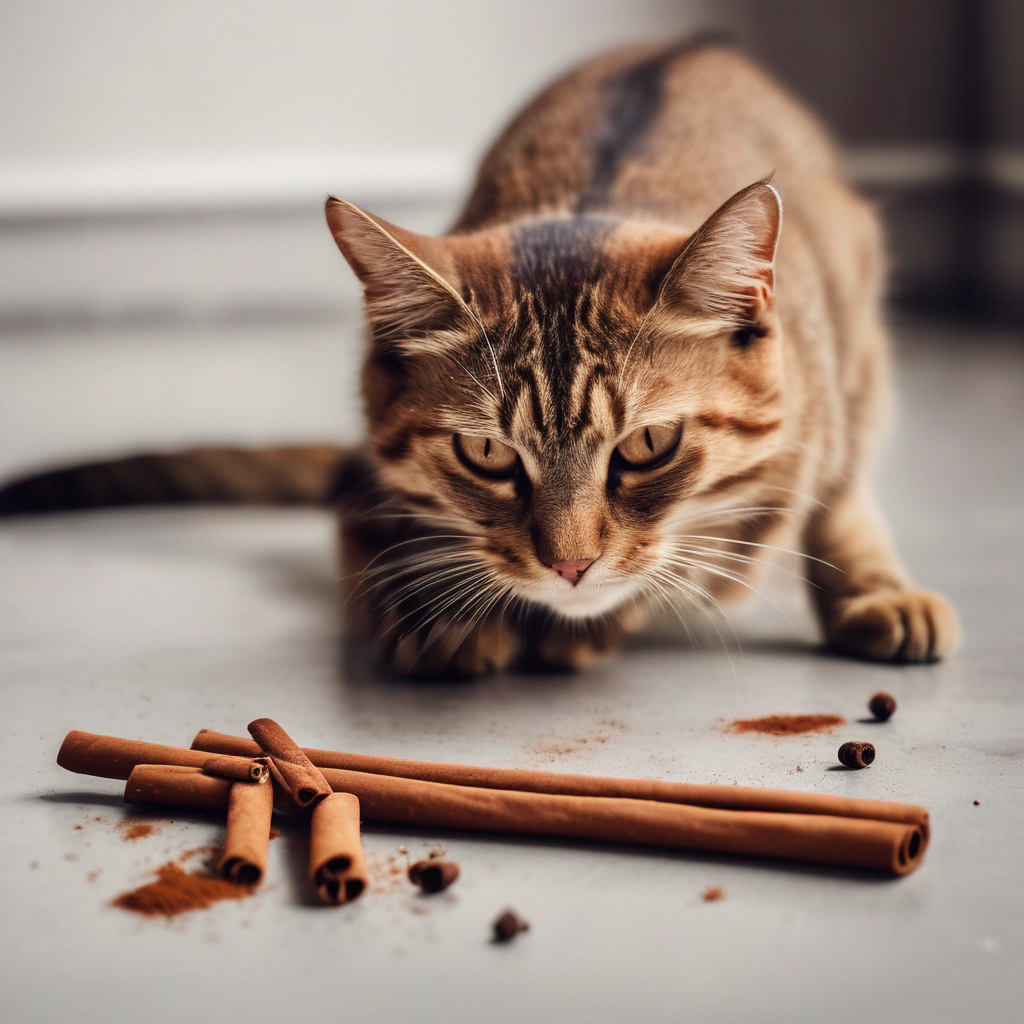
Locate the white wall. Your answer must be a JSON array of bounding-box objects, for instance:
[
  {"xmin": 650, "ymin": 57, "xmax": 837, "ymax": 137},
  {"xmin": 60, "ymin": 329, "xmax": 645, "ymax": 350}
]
[{"xmin": 1, "ymin": 0, "xmax": 712, "ymax": 213}]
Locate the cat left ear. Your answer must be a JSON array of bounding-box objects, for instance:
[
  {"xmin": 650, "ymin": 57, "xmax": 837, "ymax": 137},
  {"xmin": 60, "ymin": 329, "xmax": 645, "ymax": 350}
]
[
  {"xmin": 656, "ymin": 180, "xmax": 782, "ymax": 325},
  {"xmin": 325, "ymin": 197, "xmax": 475, "ymax": 352}
]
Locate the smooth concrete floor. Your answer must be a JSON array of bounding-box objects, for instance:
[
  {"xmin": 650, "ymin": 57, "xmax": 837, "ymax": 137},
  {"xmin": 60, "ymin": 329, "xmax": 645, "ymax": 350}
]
[{"xmin": 1, "ymin": 315, "xmax": 1021, "ymax": 1024}]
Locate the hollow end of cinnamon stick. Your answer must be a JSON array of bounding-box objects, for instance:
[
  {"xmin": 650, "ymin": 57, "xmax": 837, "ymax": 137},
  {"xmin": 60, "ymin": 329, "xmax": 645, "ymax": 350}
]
[
  {"xmin": 308, "ymin": 792, "xmax": 367, "ymax": 905},
  {"xmin": 221, "ymin": 857, "xmax": 263, "ymax": 886},
  {"xmin": 218, "ymin": 777, "xmax": 274, "ymax": 886},
  {"xmin": 898, "ymin": 827, "xmax": 924, "ymax": 873},
  {"xmin": 317, "ymin": 874, "xmax": 366, "ymax": 905}
]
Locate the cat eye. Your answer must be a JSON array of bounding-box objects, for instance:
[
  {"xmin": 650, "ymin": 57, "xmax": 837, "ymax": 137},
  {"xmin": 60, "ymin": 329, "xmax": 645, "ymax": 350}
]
[
  {"xmin": 453, "ymin": 433, "xmax": 519, "ymax": 479},
  {"xmin": 615, "ymin": 423, "xmax": 682, "ymax": 469}
]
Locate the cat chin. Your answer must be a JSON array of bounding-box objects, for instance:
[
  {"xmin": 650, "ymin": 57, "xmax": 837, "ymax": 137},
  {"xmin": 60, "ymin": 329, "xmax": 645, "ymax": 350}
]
[{"xmin": 521, "ymin": 580, "xmax": 639, "ymax": 620}]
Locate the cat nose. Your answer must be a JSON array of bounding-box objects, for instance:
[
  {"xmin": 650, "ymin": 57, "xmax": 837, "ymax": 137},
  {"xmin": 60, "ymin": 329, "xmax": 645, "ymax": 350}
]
[{"xmin": 551, "ymin": 558, "xmax": 595, "ymax": 586}]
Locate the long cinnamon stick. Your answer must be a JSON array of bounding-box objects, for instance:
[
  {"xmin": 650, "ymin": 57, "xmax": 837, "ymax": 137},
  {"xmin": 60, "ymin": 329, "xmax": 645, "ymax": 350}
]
[
  {"xmin": 190, "ymin": 729, "xmax": 929, "ymax": 838},
  {"xmin": 129, "ymin": 761, "xmax": 925, "ymax": 875},
  {"xmin": 246, "ymin": 719, "xmax": 332, "ymax": 810},
  {"xmin": 58, "ymin": 730, "xmax": 267, "ymax": 785},
  {"xmin": 317, "ymin": 768, "xmax": 926, "ymax": 875},
  {"xmin": 220, "ymin": 777, "xmax": 275, "ymax": 885},
  {"xmin": 309, "ymin": 792, "xmax": 368, "ymax": 904}
]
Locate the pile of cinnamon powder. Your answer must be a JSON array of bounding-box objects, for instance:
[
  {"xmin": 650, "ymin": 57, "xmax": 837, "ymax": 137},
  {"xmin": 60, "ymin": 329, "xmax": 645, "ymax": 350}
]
[
  {"xmin": 728, "ymin": 714, "xmax": 844, "ymax": 736},
  {"xmin": 112, "ymin": 862, "xmax": 255, "ymax": 917}
]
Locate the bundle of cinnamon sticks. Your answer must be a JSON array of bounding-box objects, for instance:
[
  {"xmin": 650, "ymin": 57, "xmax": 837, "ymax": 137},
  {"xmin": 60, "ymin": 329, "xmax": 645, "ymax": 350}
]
[{"xmin": 56, "ymin": 723, "xmax": 930, "ymax": 887}]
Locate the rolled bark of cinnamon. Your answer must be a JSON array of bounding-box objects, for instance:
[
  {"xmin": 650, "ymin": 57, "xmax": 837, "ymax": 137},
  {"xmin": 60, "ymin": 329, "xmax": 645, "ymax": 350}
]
[
  {"xmin": 203, "ymin": 754, "xmax": 270, "ymax": 784},
  {"xmin": 58, "ymin": 730, "xmax": 268, "ymax": 785},
  {"xmin": 124, "ymin": 764, "xmax": 233, "ymax": 811},
  {"xmin": 247, "ymin": 719, "xmax": 332, "ymax": 810},
  {"xmin": 190, "ymin": 729, "xmax": 930, "ymax": 839},
  {"xmin": 308, "ymin": 792, "xmax": 368, "ymax": 904},
  {"xmin": 220, "ymin": 777, "xmax": 275, "ymax": 885},
  {"xmin": 315, "ymin": 768, "xmax": 926, "ymax": 876},
  {"xmin": 124, "ymin": 762, "xmax": 924, "ymax": 874}
]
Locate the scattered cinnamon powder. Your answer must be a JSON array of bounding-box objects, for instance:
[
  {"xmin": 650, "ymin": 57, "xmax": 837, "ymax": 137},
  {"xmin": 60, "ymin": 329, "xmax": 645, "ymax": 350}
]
[
  {"xmin": 112, "ymin": 863, "xmax": 255, "ymax": 917},
  {"xmin": 702, "ymin": 886, "xmax": 725, "ymax": 902},
  {"xmin": 728, "ymin": 714, "xmax": 844, "ymax": 736},
  {"xmin": 367, "ymin": 852, "xmax": 409, "ymax": 894},
  {"xmin": 116, "ymin": 820, "xmax": 157, "ymax": 841}
]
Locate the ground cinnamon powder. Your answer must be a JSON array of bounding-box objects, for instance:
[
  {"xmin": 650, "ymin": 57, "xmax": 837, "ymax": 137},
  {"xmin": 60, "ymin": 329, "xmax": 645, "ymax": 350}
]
[
  {"xmin": 728, "ymin": 714, "xmax": 844, "ymax": 736},
  {"xmin": 117, "ymin": 822, "xmax": 156, "ymax": 841},
  {"xmin": 111, "ymin": 862, "xmax": 255, "ymax": 917}
]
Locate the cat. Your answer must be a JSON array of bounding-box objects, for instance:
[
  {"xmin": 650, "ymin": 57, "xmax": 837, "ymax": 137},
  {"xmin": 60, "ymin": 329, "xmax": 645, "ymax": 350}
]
[{"xmin": 1, "ymin": 40, "xmax": 960, "ymax": 676}]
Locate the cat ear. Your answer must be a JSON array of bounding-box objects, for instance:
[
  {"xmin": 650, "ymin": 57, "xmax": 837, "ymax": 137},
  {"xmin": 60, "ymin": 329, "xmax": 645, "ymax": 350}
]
[
  {"xmin": 656, "ymin": 181, "xmax": 782, "ymax": 324},
  {"xmin": 325, "ymin": 197, "xmax": 475, "ymax": 352}
]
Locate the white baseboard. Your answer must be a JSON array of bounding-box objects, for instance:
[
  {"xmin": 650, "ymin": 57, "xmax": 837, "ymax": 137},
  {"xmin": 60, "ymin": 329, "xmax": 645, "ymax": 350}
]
[
  {"xmin": 0, "ymin": 151, "xmax": 470, "ymax": 221},
  {"xmin": 3, "ymin": 144, "xmax": 1022, "ymax": 224}
]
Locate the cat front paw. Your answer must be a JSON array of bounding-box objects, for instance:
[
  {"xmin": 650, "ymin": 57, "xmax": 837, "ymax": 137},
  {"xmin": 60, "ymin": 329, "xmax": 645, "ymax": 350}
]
[
  {"xmin": 825, "ymin": 588, "xmax": 961, "ymax": 662},
  {"xmin": 380, "ymin": 613, "xmax": 518, "ymax": 678}
]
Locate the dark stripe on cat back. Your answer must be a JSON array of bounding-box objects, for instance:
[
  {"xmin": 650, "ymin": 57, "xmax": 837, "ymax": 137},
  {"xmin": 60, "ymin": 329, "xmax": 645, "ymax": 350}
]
[{"xmin": 577, "ymin": 33, "xmax": 734, "ymax": 213}]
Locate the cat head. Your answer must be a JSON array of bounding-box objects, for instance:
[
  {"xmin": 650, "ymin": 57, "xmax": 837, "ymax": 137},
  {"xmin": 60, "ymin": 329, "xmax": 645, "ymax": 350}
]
[{"xmin": 327, "ymin": 181, "xmax": 784, "ymax": 620}]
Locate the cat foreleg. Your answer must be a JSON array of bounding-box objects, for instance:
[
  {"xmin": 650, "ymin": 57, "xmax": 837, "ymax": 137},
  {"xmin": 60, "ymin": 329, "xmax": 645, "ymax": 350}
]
[{"xmin": 802, "ymin": 483, "xmax": 961, "ymax": 662}]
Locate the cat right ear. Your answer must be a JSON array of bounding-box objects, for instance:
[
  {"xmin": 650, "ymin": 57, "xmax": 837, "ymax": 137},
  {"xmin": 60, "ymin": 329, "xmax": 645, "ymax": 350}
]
[
  {"xmin": 325, "ymin": 197, "xmax": 475, "ymax": 352},
  {"xmin": 655, "ymin": 180, "xmax": 782, "ymax": 327}
]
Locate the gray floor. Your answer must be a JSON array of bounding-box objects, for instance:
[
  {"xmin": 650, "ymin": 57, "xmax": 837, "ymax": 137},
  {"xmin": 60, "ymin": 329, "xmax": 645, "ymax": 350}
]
[{"xmin": 1, "ymin": 315, "xmax": 1021, "ymax": 1024}]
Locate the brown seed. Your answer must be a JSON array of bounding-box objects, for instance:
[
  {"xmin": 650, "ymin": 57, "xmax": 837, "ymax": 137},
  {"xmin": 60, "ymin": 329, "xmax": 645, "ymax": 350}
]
[
  {"xmin": 973, "ymin": 799, "xmax": 980, "ymax": 806},
  {"xmin": 838, "ymin": 741, "xmax": 875, "ymax": 769},
  {"xmin": 493, "ymin": 909, "xmax": 530, "ymax": 942},
  {"xmin": 408, "ymin": 859, "xmax": 459, "ymax": 893},
  {"xmin": 868, "ymin": 692, "xmax": 897, "ymax": 721}
]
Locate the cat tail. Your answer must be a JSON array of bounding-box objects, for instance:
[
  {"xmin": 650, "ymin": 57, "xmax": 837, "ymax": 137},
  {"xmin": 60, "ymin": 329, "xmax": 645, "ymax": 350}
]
[{"xmin": 0, "ymin": 445, "xmax": 350, "ymax": 516}]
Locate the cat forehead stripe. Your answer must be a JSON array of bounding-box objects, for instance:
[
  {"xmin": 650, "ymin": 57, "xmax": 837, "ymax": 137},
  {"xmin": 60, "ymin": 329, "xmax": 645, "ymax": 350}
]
[{"xmin": 508, "ymin": 217, "xmax": 619, "ymax": 437}]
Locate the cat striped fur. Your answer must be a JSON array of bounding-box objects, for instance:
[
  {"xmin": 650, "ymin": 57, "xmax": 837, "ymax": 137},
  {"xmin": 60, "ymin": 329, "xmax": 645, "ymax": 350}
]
[{"xmin": 2, "ymin": 40, "xmax": 960, "ymax": 674}]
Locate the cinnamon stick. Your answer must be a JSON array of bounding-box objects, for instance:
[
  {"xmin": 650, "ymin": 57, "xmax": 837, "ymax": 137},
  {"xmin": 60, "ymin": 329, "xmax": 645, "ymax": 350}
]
[
  {"xmin": 308, "ymin": 792, "xmax": 368, "ymax": 904},
  {"xmin": 246, "ymin": 719, "xmax": 332, "ymax": 810},
  {"xmin": 124, "ymin": 766, "xmax": 274, "ymax": 885},
  {"xmin": 190, "ymin": 729, "xmax": 930, "ymax": 839},
  {"xmin": 125, "ymin": 764, "xmax": 233, "ymax": 811},
  {"xmin": 124, "ymin": 762, "xmax": 924, "ymax": 874},
  {"xmin": 315, "ymin": 768, "xmax": 926, "ymax": 875},
  {"xmin": 220, "ymin": 778, "xmax": 275, "ymax": 885},
  {"xmin": 203, "ymin": 753, "xmax": 270, "ymax": 784},
  {"xmin": 58, "ymin": 730, "xmax": 268, "ymax": 785}
]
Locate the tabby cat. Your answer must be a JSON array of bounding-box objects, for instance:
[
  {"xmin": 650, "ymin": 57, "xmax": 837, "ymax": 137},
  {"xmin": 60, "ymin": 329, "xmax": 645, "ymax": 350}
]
[{"xmin": 1, "ymin": 41, "xmax": 960, "ymax": 675}]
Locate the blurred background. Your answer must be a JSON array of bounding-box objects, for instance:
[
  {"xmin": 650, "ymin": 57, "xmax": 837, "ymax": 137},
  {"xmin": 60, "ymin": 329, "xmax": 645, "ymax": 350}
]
[{"xmin": 1, "ymin": 0, "xmax": 1021, "ymax": 479}]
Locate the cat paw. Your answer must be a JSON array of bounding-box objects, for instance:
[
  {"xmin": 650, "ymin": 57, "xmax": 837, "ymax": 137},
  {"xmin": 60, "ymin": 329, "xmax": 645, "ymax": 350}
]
[
  {"xmin": 382, "ymin": 614, "xmax": 518, "ymax": 678},
  {"xmin": 826, "ymin": 588, "xmax": 961, "ymax": 662},
  {"xmin": 518, "ymin": 623, "xmax": 626, "ymax": 672}
]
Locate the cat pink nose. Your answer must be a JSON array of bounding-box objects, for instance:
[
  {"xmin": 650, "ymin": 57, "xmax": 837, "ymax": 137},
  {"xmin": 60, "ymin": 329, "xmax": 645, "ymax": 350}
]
[{"xmin": 551, "ymin": 559, "xmax": 595, "ymax": 585}]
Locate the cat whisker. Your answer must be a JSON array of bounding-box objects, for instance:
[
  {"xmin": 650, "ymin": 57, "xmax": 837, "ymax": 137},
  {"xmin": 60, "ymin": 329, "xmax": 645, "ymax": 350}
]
[
  {"xmin": 386, "ymin": 568, "xmax": 496, "ymax": 642},
  {"xmin": 382, "ymin": 562, "xmax": 485, "ymax": 610},
  {"xmin": 673, "ymin": 534, "xmax": 842, "ymax": 572},
  {"xmin": 662, "ymin": 553, "xmax": 806, "ymax": 642},
  {"xmin": 343, "ymin": 545, "xmax": 478, "ymax": 610},
  {"xmin": 647, "ymin": 566, "xmax": 742, "ymax": 676},
  {"xmin": 670, "ymin": 542, "xmax": 824, "ymax": 589}
]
